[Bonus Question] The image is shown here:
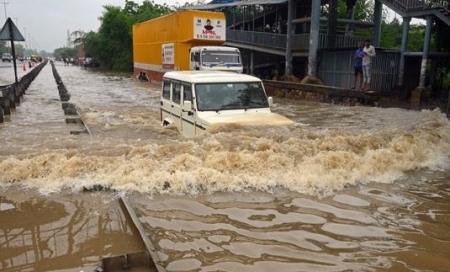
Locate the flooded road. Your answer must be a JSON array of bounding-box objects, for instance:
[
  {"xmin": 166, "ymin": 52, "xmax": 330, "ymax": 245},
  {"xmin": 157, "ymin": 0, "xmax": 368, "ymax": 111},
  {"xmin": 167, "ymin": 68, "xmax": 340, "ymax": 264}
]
[{"xmin": 1, "ymin": 61, "xmax": 450, "ymax": 271}]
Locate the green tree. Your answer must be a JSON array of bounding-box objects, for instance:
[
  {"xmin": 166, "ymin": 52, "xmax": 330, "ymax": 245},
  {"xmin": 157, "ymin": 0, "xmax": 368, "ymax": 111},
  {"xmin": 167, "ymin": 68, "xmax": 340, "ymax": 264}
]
[
  {"xmin": 320, "ymin": 0, "xmax": 375, "ymax": 45},
  {"xmin": 0, "ymin": 41, "xmax": 9, "ymax": 54},
  {"xmin": 380, "ymin": 17, "xmax": 402, "ymax": 49},
  {"xmin": 2, "ymin": 43, "xmax": 26, "ymax": 57},
  {"xmin": 95, "ymin": 5, "xmax": 134, "ymax": 70},
  {"xmin": 124, "ymin": 0, "xmax": 172, "ymax": 23},
  {"xmin": 82, "ymin": 31, "xmax": 102, "ymax": 59},
  {"xmin": 70, "ymin": 30, "xmax": 86, "ymax": 45},
  {"xmin": 408, "ymin": 24, "xmax": 427, "ymax": 52},
  {"xmin": 13, "ymin": 43, "xmax": 25, "ymax": 57},
  {"xmin": 53, "ymin": 47, "xmax": 77, "ymax": 61},
  {"xmin": 337, "ymin": 0, "xmax": 375, "ymax": 22},
  {"xmin": 79, "ymin": 0, "xmax": 173, "ymax": 71}
]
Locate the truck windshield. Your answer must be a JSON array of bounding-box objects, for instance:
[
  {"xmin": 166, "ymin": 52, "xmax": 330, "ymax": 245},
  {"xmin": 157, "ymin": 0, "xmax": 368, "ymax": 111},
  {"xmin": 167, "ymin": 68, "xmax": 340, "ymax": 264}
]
[
  {"xmin": 195, "ymin": 82, "xmax": 269, "ymax": 111},
  {"xmin": 201, "ymin": 51, "xmax": 241, "ymax": 66}
]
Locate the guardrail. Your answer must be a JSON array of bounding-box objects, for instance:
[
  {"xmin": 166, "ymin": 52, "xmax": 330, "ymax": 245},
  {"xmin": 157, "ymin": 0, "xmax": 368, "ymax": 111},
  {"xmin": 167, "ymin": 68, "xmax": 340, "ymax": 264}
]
[{"xmin": 0, "ymin": 60, "xmax": 48, "ymax": 123}]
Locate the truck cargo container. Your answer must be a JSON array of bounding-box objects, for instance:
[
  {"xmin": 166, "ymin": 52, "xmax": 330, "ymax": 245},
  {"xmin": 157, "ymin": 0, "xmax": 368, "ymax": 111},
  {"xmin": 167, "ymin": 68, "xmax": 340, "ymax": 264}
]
[{"xmin": 133, "ymin": 10, "xmax": 242, "ymax": 82}]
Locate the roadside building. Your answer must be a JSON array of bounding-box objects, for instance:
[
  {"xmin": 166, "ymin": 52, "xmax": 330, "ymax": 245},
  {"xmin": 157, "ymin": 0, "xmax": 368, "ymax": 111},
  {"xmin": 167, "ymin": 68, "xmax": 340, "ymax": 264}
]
[{"xmin": 185, "ymin": 0, "xmax": 450, "ymax": 101}]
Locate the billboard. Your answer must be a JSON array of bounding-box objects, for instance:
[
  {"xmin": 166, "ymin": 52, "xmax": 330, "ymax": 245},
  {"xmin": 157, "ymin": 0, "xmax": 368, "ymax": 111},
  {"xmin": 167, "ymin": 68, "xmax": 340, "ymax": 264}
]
[
  {"xmin": 162, "ymin": 43, "xmax": 174, "ymax": 69},
  {"xmin": 193, "ymin": 17, "xmax": 225, "ymax": 41}
]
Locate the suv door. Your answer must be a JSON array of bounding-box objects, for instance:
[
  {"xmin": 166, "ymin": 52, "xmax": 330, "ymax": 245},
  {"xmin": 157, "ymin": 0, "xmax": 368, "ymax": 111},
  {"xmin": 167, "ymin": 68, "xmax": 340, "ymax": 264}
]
[
  {"xmin": 160, "ymin": 80, "xmax": 172, "ymax": 123},
  {"xmin": 171, "ymin": 82, "xmax": 182, "ymax": 130},
  {"xmin": 181, "ymin": 83, "xmax": 196, "ymax": 136}
]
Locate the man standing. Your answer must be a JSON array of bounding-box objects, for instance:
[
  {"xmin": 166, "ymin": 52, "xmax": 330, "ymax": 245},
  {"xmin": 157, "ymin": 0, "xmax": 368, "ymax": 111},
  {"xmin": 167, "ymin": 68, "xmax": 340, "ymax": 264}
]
[
  {"xmin": 362, "ymin": 39, "xmax": 376, "ymax": 91},
  {"xmin": 353, "ymin": 42, "xmax": 364, "ymax": 90}
]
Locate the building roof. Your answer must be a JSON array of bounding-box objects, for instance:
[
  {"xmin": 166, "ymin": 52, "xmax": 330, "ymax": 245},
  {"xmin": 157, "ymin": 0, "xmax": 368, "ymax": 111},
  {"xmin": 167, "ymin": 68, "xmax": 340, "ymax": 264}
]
[{"xmin": 183, "ymin": 0, "xmax": 288, "ymax": 10}]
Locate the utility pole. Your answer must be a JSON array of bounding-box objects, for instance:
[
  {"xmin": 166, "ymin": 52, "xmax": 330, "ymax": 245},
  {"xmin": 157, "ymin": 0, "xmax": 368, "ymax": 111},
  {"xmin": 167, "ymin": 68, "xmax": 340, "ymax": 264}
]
[
  {"xmin": 0, "ymin": 1, "xmax": 9, "ymax": 20},
  {"xmin": 27, "ymin": 33, "xmax": 31, "ymax": 50},
  {"xmin": 24, "ymin": 27, "xmax": 27, "ymax": 49}
]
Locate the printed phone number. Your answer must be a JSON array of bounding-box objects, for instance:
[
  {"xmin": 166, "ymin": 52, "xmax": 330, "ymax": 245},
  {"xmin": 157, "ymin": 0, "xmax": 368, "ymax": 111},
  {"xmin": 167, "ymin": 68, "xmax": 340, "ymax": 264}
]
[{"xmin": 196, "ymin": 34, "xmax": 222, "ymax": 39}]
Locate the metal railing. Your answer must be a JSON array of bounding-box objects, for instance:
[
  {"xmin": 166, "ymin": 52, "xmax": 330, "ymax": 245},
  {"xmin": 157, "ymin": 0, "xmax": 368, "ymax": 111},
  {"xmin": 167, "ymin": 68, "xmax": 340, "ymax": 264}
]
[
  {"xmin": 386, "ymin": 0, "xmax": 448, "ymax": 11},
  {"xmin": 318, "ymin": 49, "xmax": 401, "ymax": 96},
  {"xmin": 227, "ymin": 30, "xmax": 287, "ymax": 49},
  {"xmin": 226, "ymin": 29, "xmax": 365, "ymax": 51}
]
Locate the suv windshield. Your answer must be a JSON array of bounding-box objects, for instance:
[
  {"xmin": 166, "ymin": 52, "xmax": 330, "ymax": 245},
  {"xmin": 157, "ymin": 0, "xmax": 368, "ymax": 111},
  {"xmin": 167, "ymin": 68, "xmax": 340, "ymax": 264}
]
[{"xmin": 195, "ymin": 82, "xmax": 269, "ymax": 111}]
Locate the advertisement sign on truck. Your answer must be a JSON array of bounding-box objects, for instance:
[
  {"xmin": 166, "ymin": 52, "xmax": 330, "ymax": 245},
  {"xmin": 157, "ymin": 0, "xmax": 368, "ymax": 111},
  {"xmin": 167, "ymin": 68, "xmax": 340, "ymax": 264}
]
[
  {"xmin": 193, "ymin": 17, "xmax": 225, "ymax": 40},
  {"xmin": 162, "ymin": 43, "xmax": 174, "ymax": 69}
]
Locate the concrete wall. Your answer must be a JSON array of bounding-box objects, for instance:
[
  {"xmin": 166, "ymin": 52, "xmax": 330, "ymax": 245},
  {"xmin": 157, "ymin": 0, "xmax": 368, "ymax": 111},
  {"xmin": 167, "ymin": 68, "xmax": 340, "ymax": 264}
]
[{"xmin": 263, "ymin": 80, "xmax": 380, "ymax": 106}]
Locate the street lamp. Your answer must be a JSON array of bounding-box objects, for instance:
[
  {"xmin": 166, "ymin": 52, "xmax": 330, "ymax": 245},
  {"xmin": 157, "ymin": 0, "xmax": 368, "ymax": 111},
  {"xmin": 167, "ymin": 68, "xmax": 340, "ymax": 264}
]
[
  {"xmin": 0, "ymin": 1, "xmax": 8, "ymax": 20},
  {"xmin": 23, "ymin": 27, "xmax": 27, "ymax": 49}
]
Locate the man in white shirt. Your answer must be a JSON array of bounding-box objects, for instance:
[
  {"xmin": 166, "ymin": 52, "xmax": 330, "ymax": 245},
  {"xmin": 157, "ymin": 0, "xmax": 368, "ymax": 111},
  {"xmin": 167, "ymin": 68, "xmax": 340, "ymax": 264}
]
[{"xmin": 362, "ymin": 39, "xmax": 376, "ymax": 91}]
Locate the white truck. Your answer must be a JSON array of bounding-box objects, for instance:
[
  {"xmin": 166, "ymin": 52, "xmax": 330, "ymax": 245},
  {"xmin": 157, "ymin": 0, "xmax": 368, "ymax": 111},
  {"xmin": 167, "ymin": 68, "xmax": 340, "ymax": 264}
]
[
  {"xmin": 189, "ymin": 46, "xmax": 243, "ymax": 73},
  {"xmin": 160, "ymin": 71, "xmax": 294, "ymax": 137}
]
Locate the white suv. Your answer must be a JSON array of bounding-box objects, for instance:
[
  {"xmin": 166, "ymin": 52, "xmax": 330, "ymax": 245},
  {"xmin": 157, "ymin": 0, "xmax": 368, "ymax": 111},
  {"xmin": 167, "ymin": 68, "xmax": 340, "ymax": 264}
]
[
  {"xmin": 2, "ymin": 53, "xmax": 12, "ymax": 62},
  {"xmin": 160, "ymin": 71, "xmax": 294, "ymax": 137}
]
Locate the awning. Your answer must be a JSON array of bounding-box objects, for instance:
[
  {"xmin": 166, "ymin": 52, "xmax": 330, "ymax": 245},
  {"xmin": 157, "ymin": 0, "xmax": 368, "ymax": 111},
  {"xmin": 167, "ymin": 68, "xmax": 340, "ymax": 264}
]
[{"xmin": 183, "ymin": 0, "xmax": 288, "ymax": 10}]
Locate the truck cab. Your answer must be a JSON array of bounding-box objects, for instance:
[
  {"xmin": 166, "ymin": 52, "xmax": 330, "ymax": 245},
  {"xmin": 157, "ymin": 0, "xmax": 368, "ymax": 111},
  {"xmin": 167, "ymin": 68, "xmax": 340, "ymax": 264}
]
[
  {"xmin": 189, "ymin": 46, "xmax": 243, "ymax": 73},
  {"xmin": 160, "ymin": 71, "xmax": 294, "ymax": 137}
]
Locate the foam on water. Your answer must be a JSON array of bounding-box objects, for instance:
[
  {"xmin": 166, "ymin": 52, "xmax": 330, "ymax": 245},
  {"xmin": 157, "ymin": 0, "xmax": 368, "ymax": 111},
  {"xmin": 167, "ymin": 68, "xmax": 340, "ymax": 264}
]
[{"xmin": 1, "ymin": 109, "xmax": 449, "ymax": 197}]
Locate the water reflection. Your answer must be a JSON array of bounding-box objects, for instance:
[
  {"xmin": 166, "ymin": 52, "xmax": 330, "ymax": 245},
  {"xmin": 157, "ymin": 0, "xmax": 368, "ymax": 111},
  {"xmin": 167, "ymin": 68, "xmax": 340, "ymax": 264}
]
[{"xmin": 0, "ymin": 189, "xmax": 143, "ymax": 271}]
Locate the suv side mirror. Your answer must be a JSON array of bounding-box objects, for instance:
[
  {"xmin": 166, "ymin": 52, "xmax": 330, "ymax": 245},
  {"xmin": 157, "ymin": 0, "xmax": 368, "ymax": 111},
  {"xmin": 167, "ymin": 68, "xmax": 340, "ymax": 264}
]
[
  {"xmin": 193, "ymin": 52, "xmax": 200, "ymax": 62},
  {"xmin": 183, "ymin": 100, "xmax": 193, "ymax": 112},
  {"xmin": 268, "ymin": 96, "xmax": 273, "ymax": 107}
]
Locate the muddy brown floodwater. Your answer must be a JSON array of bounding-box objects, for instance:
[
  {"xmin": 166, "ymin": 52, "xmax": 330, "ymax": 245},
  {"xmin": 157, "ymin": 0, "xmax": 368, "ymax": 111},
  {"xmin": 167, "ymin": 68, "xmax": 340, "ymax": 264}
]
[{"xmin": 1, "ymin": 61, "xmax": 450, "ymax": 272}]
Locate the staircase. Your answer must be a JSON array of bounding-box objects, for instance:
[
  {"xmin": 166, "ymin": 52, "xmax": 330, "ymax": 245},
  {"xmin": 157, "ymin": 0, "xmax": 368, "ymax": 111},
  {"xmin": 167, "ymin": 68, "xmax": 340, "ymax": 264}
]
[
  {"xmin": 379, "ymin": 0, "xmax": 450, "ymax": 27},
  {"xmin": 434, "ymin": 5, "xmax": 450, "ymax": 26}
]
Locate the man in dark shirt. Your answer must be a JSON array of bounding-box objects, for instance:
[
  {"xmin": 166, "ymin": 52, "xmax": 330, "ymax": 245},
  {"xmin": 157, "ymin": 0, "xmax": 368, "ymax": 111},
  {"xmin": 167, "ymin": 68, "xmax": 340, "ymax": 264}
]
[{"xmin": 352, "ymin": 42, "xmax": 364, "ymax": 90}]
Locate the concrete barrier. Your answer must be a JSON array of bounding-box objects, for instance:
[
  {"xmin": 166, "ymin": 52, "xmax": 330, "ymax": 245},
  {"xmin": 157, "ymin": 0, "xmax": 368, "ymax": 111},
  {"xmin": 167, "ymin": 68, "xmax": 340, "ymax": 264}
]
[
  {"xmin": 0, "ymin": 60, "xmax": 48, "ymax": 123},
  {"xmin": 263, "ymin": 80, "xmax": 380, "ymax": 107},
  {"xmin": 49, "ymin": 60, "xmax": 91, "ymax": 135}
]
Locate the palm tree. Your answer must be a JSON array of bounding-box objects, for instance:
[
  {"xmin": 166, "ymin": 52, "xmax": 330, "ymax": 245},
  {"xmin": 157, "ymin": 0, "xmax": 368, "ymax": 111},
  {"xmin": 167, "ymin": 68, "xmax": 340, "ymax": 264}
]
[
  {"xmin": 69, "ymin": 29, "xmax": 86, "ymax": 65},
  {"xmin": 70, "ymin": 29, "xmax": 86, "ymax": 46}
]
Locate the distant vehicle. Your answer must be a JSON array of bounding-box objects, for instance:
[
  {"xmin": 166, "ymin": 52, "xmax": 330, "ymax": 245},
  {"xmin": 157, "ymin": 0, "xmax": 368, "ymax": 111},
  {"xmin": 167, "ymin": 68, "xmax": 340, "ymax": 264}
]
[
  {"xmin": 160, "ymin": 71, "xmax": 294, "ymax": 137},
  {"xmin": 2, "ymin": 53, "xmax": 12, "ymax": 62},
  {"xmin": 84, "ymin": 58, "xmax": 100, "ymax": 68}
]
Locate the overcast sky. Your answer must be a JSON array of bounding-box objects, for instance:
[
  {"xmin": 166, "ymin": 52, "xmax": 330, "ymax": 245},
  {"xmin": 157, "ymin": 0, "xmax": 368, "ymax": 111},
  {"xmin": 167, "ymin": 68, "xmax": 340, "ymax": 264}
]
[{"xmin": 5, "ymin": 0, "xmax": 195, "ymax": 52}]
